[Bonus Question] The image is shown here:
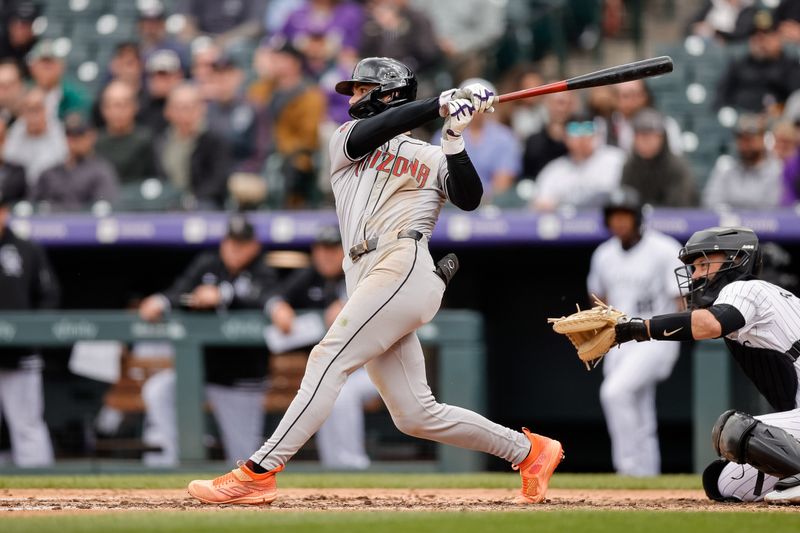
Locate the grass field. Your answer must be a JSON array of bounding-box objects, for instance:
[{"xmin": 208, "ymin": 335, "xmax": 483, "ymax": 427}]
[{"xmin": 1, "ymin": 473, "xmax": 797, "ymax": 533}]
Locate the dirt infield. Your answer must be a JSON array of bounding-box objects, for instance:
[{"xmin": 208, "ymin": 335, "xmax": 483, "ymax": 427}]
[{"xmin": 1, "ymin": 488, "xmax": 798, "ymax": 513}]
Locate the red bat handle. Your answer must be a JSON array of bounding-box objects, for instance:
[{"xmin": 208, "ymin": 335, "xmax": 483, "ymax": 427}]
[{"xmin": 496, "ymin": 56, "xmax": 673, "ymax": 104}]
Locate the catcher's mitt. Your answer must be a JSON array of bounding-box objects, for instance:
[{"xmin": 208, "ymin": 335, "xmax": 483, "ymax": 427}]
[{"xmin": 548, "ymin": 296, "xmax": 627, "ymax": 370}]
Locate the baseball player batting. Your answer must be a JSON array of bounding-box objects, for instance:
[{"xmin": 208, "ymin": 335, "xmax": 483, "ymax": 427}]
[
  {"xmin": 601, "ymin": 227, "xmax": 800, "ymax": 503},
  {"xmin": 187, "ymin": 57, "xmax": 564, "ymax": 505}
]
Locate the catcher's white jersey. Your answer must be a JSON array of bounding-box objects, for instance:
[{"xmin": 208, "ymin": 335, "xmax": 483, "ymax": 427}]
[
  {"xmin": 329, "ymin": 120, "xmax": 449, "ymax": 255},
  {"xmin": 587, "ymin": 230, "xmax": 683, "ymax": 317},
  {"xmin": 715, "ymin": 280, "xmax": 800, "ymax": 356}
]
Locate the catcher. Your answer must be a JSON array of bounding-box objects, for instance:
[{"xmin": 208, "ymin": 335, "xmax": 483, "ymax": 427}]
[{"xmin": 551, "ymin": 226, "xmax": 800, "ymax": 504}]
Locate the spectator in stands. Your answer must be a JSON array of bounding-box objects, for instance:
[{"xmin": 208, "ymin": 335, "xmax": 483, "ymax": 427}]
[
  {"xmin": 504, "ymin": 66, "xmax": 546, "ymax": 140},
  {"xmin": 0, "ymin": 1, "xmax": 39, "ymax": 78},
  {"xmin": 91, "ymin": 42, "xmax": 148, "ymax": 128},
  {"xmin": 522, "ymin": 91, "xmax": 577, "ymax": 180},
  {"xmin": 0, "ymin": 176, "xmax": 59, "ymax": 467},
  {"xmin": 531, "ymin": 112, "xmax": 626, "ymax": 211},
  {"xmin": 775, "ymin": 0, "xmax": 800, "ymax": 44},
  {"xmin": 189, "ymin": 40, "xmax": 221, "ymax": 101},
  {"xmin": 206, "ymin": 55, "xmax": 261, "ymax": 172},
  {"xmin": 138, "ymin": 2, "xmax": 190, "ymax": 73},
  {"xmin": 178, "ymin": 0, "xmax": 267, "ymax": 48},
  {"xmin": 34, "ymin": 114, "xmax": 119, "ymax": 211},
  {"xmin": 715, "ymin": 9, "xmax": 800, "ymax": 114},
  {"xmin": 268, "ymin": 226, "xmax": 379, "ymax": 470},
  {"xmin": 611, "ymin": 80, "xmax": 683, "ymax": 155},
  {"xmin": 140, "ymin": 50, "xmax": 185, "ymax": 136},
  {"xmin": 686, "ymin": 0, "xmax": 757, "ymax": 43},
  {"xmin": 702, "ymin": 113, "xmax": 782, "ymax": 208},
  {"xmin": 155, "ymin": 83, "xmax": 231, "ymax": 209},
  {"xmin": 0, "ymin": 59, "xmax": 24, "ymax": 123},
  {"xmin": 27, "ymin": 39, "xmax": 90, "ymax": 121},
  {"xmin": 95, "ymin": 81, "xmax": 157, "ymax": 185},
  {"xmin": 0, "ymin": 112, "xmax": 25, "ymax": 202},
  {"xmin": 620, "ymin": 109, "xmax": 696, "ymax": 207},
  {"xmin": 359, "ymin": 0, "xmax": 441, "ymax": 76},
  {"xmin": 280, "ymin": 0, "xmax": 364, "ymax": 56},
  {"xmin": 138, "ymin": 213, "xmax": 278, "ymax": 465},
  {"xmin": 248, "ymin": 37, "xmax": 325, "ymax": 208},
  {"xmin": 3, "ymin": 87, "xmax": 67, "ymax": 191},
  {"xmin": 410, "ymin": 0, "xmax": 504, "ymax": 80},
  {"xmin": 773, "ymin": 120, "xmax": 800, "ymax": 206},
  {"xmin": 587, "ymin": 85, "xmax": 619, "ymax": 146}
]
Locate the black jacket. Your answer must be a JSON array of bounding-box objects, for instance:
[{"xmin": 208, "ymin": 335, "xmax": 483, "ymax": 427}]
[
  {"xmin": 716, "ymin": 50, "xmax": 800, "ymax": 112},
  {"xmin": 159, "ymin": 250, "xmax": 278, "ymax": 385},
  {"xmin": 154, "ymin": 129, "xmax": 233, "ymax": 208},
  {"xmin": 0, "ymin": 227, "xmax": 60, "ymax": 368},
  {"xmin": 279, "ymin": 267, "xmax": 345, "ymax": 311}
]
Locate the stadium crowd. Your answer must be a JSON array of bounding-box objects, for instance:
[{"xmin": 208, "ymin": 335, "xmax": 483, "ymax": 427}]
[{"xmin": 0, "ymin": 0, "xmax": 796, "ymax": 214}]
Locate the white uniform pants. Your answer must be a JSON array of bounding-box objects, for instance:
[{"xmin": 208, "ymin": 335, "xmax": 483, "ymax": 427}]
[
  {"xmin": 600, "ymin": 340, "xmax": 680, "ymax": 476},
  {"xmin": 0, "ymin": 367, "xmax": 54, "ymax": 467},
  {"xmin": 141, "ymin": 369, "xmax": 265, "ymax": 465},
  {"xmin": 251, "ymin": 237, "xmax": 531, "ymax": 470},
  {"xmin": 714, "ymin": 407, "xmax": 800, "ymax": 501}
]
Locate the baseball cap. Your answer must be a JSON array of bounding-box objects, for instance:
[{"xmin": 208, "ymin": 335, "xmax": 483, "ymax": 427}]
[
  {"xmin": 146, "ymin": 49, "xmax": 181, "ymax": 74},
  {"xmin": 632, "ymin": 108, "xmax": 665, "ymax": 133},
  {"xmin": 138, "ymin": 1, "xmax": 166, "ymax": 20},
  {"xmin": 260, "ymin": 35, "xmax": 304, "ymax": 61},
  {"xmin": 733, "ymin": 113, "xmax": 766, "ymax": 136},
  {"xmin": 747, "ymin": 9, "xmax": 778, "ymax": 35},
  {"xmin": 9, "ymin": 1, "xmax": 41, "ymax": 22},
  {"xmin": 27, "ymin": 39, "xmax": 66, "ymax": 62},
  {"xmin": 63, "ymin": 113, "xmax": 92, "ymax": 136},
  {"xmin": 212, "ymin": 53, "xmax": 239, "ymax": 71},
  {"xmin": 314, "ymin": 226, "xmax": 342, "ymax": 246},
  {"xmin": 226, "ymin": 213, "xmax": 255, "ymax": 241}
]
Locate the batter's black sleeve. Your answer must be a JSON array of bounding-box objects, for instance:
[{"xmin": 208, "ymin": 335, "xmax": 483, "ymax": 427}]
[
  {"xmin": 161, "ymin": 252, "xmax": 219, "ymax": 307},
  {"xmin": 346, "ymin": 97, "xmax": 441, "ymax": 160},
  {"xmin": 444, "ymin": 151, "xmax": 483, "ymax": 211}
]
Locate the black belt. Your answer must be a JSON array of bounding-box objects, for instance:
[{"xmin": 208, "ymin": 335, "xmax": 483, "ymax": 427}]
[{"xmin": 349, "ymin": 229, "xmax": 423, "ymax": 262}]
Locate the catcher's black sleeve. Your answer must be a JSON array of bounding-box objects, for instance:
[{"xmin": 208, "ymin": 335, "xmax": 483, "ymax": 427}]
[
  {"xmin": 346, "ymin": 97, "xmax": 441, "ymax": 160},
  {"xmin": 708, "ymin": 303, "xmax": 746, "ymax": 336},
  {"xmin": 444, "ymin": 150, "xmax": 483, "ymax": 211}
]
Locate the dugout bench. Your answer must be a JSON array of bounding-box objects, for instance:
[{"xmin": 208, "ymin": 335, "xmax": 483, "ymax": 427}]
[{"xmin": 0, "ymin": 310, "xmax": 486, "ymax": 472}]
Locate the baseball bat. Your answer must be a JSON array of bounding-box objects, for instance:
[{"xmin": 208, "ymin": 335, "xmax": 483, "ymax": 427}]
[{"xmin": 494, "ymin": 56, "xmax": 673, "ymax": 104}]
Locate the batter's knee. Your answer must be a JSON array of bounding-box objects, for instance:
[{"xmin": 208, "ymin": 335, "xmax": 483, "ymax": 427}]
[{"xmin": 391, "ymin": 413, "xmax": 428, "ymax": 438}]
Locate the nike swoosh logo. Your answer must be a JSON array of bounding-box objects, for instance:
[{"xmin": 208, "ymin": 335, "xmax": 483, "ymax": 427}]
[{"xmin": 663, "ymin": 328, "xmax": 683, "ymax": 337}]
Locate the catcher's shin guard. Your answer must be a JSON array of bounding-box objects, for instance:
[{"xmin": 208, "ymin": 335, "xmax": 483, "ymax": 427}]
[{"xmin": 712, "ymin": 410, "xmax": 800, "ymax": 478}]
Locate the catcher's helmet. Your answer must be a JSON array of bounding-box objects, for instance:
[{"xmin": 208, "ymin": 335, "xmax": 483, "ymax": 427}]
[
  {"xmin": 602, "ymin": 187, "xmax": 643, "ymax": 229},
  {"xmin": 675, "ymin": 226, "xmax": 763, "ymax": 309},
  {"xmin": 335, "ymin": 57, "xmax": 417, "ymax": 119}
]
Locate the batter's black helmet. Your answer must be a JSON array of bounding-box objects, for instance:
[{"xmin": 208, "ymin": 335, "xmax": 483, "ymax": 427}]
[
  {"xmin": 602, "ymin": 187, "xmax": 643, "ymax": 229},
  {"xmin": 675, "ymin": 227, "xmax": 762, "ymax": 309},
  {"xmin": 335, "ymin": 57, "xmax": 417, "ymax": 119}
]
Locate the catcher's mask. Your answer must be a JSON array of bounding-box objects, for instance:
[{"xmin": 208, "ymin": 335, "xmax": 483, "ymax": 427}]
[
  {"xmin": 675, "ymin": 227, "xmax": 762, "ymax": 309},
  {"xmin": 335, "ymin": 57, "xmax": 417, "ymax": 119}
]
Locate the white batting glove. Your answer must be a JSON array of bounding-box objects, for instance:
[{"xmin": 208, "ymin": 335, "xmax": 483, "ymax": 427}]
[
  {"xmin": 438, "ymin": 88, "xmax": 458, "ymax": 117},
  {"xmin": 441, "ymin": 98, "xmax": 475, "ymax": 154},
  {"xmin": 456, "ymin": 83, "xmax": 495, "ymax": 113}
]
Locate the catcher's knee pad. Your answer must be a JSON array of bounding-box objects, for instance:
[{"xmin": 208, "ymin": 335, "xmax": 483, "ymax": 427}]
[{"xmin": 712, "ymin": 409, "xmax": 800, "ymax": 478}]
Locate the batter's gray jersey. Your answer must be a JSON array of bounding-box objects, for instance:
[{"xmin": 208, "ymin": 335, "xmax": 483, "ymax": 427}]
[{"xmin": 329, "ymin": 120, "xmax": 450, "ymax": 256}]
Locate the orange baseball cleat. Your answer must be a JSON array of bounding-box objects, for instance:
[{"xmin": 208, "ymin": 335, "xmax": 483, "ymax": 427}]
[
  {"xmin": 187, "ymin": 462, "xmax": 284, "ymax": 505},
  {"xmin": 513, "ymin": 427, "xmax": 564, "ymax": 503}
]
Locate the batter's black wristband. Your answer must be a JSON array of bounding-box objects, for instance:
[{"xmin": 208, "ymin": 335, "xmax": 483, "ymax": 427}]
[
  {"xmin": 615, "ymin": 318, "xmax": 650, "ymax": 344},
  {"xmin": 649, "ymin": 312, "xmax": 694, "ymax": 341}
]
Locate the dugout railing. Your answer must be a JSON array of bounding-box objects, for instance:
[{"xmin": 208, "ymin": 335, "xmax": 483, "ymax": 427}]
[{"xmin": 0, "ymin": 310, "xmax": 486, "ymax": 472}]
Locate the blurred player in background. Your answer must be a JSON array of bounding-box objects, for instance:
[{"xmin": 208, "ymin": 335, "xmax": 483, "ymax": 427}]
[
  {"xmin": 0, "ymin": 177, "xmax": 59, "ymax": 466},
  {"xmin": 588, "ymin": 187, "xmax": 683, "ymax": 476},
  {"xmin": 268, "ymin": 226, "xmax": 379, "ymax": 470}
]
